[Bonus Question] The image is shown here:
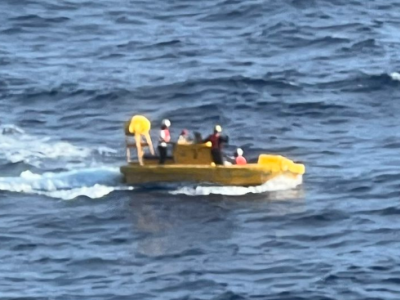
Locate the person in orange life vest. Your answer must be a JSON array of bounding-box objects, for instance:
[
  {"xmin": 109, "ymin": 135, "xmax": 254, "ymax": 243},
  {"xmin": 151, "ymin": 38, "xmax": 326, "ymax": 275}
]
[
  {"xmin": 234, "ymin": 148, "xmax": 247, "ymax": 165},
  {"xmin": 158, "ymin": 119, "xmax": 171, "ymax": 164},
  {"xmin": 202, "ymin": 125, "xmax": 228, "ymax": 165}
]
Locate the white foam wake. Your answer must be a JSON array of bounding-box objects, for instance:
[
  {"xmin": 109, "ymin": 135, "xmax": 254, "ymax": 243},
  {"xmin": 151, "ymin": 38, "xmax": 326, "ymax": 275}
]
[
  {"xmin": 390, "ymin": 72, "xmax": 400, "ymax": 81},
  {"xmin": 169, "ymin": 175, "xmax": 303, "ymax": 196},
  {"xmin": 0, "ymin": 124, "xmax": 117, "ymax": 168},
  {"xmin": 0, "ymin": 167, "xmax": 132, "ymax": 200},
  {"xmin": 0, "ymin": 124, "xmax": 92, "ymax": 167}
]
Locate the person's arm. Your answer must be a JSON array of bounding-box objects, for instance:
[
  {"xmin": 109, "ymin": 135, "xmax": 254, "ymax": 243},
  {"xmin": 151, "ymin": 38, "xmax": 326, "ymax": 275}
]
[
  {"xmin": 219, "ymin": 135, "xmax": 229, "ymax": 144},
  {"xmin": 202, "ymin": 135, "xmax": 211, "ymax": 144}
]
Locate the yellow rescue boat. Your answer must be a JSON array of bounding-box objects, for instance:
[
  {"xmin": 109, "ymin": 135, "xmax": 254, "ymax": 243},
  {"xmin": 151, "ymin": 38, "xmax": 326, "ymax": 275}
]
[{"xmin": 120, "ymin": 142, "xmax": 305, "ymax": 187}]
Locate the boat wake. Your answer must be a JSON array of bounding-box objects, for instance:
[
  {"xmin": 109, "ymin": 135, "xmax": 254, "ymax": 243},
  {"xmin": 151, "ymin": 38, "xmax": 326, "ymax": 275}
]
[
  {"xmin": 0, "ymin": 124, "xmax": 115, "ymax": 168},
  {"xmin": 0, "ymin": 124, "xmax": 303, "ymax": 200},
  {"xmin": 0, "ymin": 167, "xmax": 132, "ymax": 200},
  {"xmin": 0, "ymin": 169, "xmax": 302, "ymax": 200},
  {"xmin": 0, "ymin": 125, "xmax": 129, "ymax": 200},
  {"xmin": 169, "ymin": 174, "xmax": 303, "ymax": 196}
]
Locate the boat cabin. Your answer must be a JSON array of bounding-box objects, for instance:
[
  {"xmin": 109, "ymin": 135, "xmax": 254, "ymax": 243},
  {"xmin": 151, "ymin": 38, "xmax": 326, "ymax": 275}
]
[{"xmin": 140, "ymin": 143, "xmax": 214, "ymax": 165}]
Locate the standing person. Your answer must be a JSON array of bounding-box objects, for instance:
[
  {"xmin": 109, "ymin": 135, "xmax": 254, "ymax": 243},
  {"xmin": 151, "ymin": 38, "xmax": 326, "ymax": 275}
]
[
  {"xmin": 158, "ymin": 119, "xmax": 171, "ymax": 164},
  {"xmin": 203, "ymin": 125, "xmax": 226, "ymax": 165},
  {"xmin": 125, "ymin": 115, "xmax": 155, "ymax": 165}
]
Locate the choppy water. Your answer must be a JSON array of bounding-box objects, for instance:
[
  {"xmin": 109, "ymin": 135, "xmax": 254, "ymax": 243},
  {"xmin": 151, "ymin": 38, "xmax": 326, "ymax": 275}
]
[{"xmin": 1, "ymin": 0, "xmax": 400, "ymax": 299}]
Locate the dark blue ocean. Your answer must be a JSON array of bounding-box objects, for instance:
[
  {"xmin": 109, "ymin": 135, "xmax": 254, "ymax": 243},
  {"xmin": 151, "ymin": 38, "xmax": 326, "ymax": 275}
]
[{"xmin": 1, "ymin": 0, "xmax": 400, "ymax": 299}]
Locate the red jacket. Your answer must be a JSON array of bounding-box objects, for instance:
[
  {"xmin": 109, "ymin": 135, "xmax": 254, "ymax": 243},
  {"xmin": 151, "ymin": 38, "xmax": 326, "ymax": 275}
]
[
  {"xmin": 204, "ymin": 133, "xmax": 221, "ymax": 149},
  {"xmin": 235, "ymin": 156, "xmax": 247, "ymax": 165}
]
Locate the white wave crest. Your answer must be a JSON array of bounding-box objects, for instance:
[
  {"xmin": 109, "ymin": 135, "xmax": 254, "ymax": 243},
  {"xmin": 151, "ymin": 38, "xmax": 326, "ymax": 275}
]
[
  {"xmin": 0, "ymin": 167, "xmax": 132, "ymax": 200},
  {"xmin": 96, "ymin": 146, "xmax": 118, "ymax": 156},
  {"xmin": 0, "ymin": 124, "xmax": 92, "ymax": 167},
  {"xmin": 169, "ymin": 175, "xmax": 303, "ymax": 196},
  {"xmin": 390, "ymin": 72, "xmax": 400, "ymax": 81},
  {"xmin": 40, "ymin": 185, "xmax": 133, "ymax": 201}
]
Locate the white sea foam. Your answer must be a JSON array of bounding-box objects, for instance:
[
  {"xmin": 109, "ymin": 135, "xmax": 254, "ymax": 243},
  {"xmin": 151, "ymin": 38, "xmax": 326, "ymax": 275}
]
[
  {"xmin": 40, "ymin": 185, "xmax": 133, "ymax": 201},
  {"xmin": 0, "ymin": 167, "xmax": 132, "ymax": 200},
  {"xmin": 390, "ymin": 72, "xmax": 400, "ymax": 81},
  {"xmin": 0, "ymin": 124, "xmax": 91, "ymax": 167},
  {"xmin": 169, "ymin": 175, "xmax": 303, "ymax": 196}
]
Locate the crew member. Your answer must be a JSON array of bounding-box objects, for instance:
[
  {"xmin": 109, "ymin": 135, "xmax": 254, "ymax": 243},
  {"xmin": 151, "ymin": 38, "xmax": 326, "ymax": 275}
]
[
  {"xmin": 125, "ymin": 115, "xmax": 155, "ymax": 165},
  {"xmin": 203, "ymin": 125, "xmax": 227, "ymax": 165},
  {"xmin": 158, "ymin": 119, "xmax": 171, "ymax": 164},
  {"xmin": 234, "ymin": 148, "xmax": 247, "ymax": 165},
  {"xmin": 177, "ymin": 129, "xmax": 191, "ymax": 144}
]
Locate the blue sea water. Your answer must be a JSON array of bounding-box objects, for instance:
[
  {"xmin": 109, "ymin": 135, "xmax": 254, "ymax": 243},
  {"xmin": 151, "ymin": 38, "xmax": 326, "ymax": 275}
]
[{"xmin": 1, "ymin": 0, "xmax": 400, "ymax": 299}]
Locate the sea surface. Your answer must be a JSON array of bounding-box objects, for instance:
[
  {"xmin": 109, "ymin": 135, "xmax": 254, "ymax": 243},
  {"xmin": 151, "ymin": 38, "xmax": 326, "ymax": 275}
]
[{"xmin": 1, "ymin": 0, "xmax": 400, "ymax": 299}]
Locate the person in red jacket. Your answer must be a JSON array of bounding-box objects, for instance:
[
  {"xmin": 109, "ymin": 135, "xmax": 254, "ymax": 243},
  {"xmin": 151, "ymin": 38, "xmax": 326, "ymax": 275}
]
[
  {"xmin": 203, "ymin": 125, "xmax": 227, "ymax": 165},
  {"xmin": 158, "ymin": 119, "xmax": 171, "ymax": 164},
  {"xmin": 234, "ymin": 148, "xmax": 247, "ymax": 165}
]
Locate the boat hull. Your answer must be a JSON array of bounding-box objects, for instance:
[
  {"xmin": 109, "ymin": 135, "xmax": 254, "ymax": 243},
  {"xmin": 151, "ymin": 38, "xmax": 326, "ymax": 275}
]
[
  {"xmin": 121, "ymin": 142, "xmax": 305, "ymax": 187},
  {"xmin": 120, "ymin": 164, "xmax": 301, "ymax": 186}
]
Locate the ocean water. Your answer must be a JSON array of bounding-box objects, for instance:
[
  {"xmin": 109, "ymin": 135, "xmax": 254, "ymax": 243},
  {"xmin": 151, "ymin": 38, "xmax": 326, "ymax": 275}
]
[{"xmin": 1, "ymin": 0, "xmax": 400, "ymax": 299}]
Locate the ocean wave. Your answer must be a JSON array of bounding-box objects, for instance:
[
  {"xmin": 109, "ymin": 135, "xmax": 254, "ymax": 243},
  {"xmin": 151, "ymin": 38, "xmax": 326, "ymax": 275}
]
[
  {"xmin": 0, "ymin": 124, "xmax": 91, "ymax": 167},
  {"xmin": 8, "ymin": 14, "xmax": 69, "ymax": 28},
  {"xmin": 135, "ymin": 75, "xmax": 302, "ymax": 103},
  {"xmin": 340, "ymin": 38, "xmax": 379, "ymax": 53},
  {"xmin": 0, "ymin": 167, "xmax": 130, "ymax": 200},
  {"xmin": 43, "ymin": 185, "xmax": 130, "ymax": 200},
  {"xmin": 9, "ymin": 14, "xmax": 69, "ymax": 23},
  {"xmin": 390, "ymin": 72, "xmax": 400, "ymax": 81},
  {"xmin": 315, "ymin": 72, "xmax": 400, "ymax": 92},
  {"xmin": 0, "ymin": 124, "xmax": 117, "ymax": 168},
  {"xmin": 6, "ymin": 74, "xmax": 299, "ymax": 110}
]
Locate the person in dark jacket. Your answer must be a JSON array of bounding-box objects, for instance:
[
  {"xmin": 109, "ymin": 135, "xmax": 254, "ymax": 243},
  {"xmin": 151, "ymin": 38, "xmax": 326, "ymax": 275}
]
[{"xmin": 203, "ymin": 125, "xmax": 228, "ymax": 165}]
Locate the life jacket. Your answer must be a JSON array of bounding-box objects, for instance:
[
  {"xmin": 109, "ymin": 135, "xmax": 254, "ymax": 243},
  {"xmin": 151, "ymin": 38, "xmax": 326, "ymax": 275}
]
[
  {"xmin": 208, "ymin": 133, "xmax": 220, "ymax": 149},
  {"xmin": 159, "ymin": 128, "xmax": 170, "ymax": 147},
  {"xmin": 235, "ymin": 156, "xmax": 247, "ymax": 165}
]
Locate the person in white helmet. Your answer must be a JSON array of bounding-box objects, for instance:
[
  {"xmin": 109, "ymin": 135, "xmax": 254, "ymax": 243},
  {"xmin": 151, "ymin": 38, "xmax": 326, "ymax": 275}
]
[
  {"xmin": 202, "ymin": 125, "xmax": 228, "ymax": 165},
  {"xmin": 234, "ymin": 148, "xmax": 247, "ymax": 165},
  {"xmin": 158, "ymin": 119, "xmax": 171, "ymax": 164}
]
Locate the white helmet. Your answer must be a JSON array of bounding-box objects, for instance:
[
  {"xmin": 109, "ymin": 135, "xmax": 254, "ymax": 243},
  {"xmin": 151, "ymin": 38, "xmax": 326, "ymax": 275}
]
[
  {"xmin": 162, "ymin": 119, "xmax": 171, "ymax": 127},
  {"xmin": 236, "ymin": 148, "xmax": 243, "ymax": 156},
  {"xmin": 214, "ymin": 125, "xmax": 222, "ymax": 133}
]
